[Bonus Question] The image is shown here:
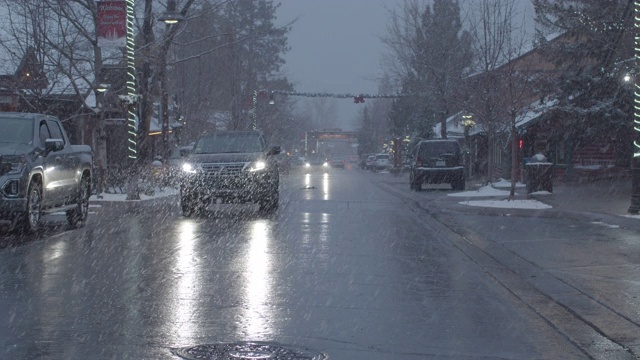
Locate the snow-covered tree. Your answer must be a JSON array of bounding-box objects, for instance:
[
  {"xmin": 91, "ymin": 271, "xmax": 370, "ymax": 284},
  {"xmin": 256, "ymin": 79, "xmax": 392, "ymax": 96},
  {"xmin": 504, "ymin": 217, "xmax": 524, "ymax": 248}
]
[
  {"xmin": 382, "ymin": 0, "xmax": 472, "ymax": 139},
  {"xmin": 533, "ymin": 0, "xmax": 634, "ymax": 164},
  {"xmin": 172, "ymin": 0, "xmax": 292, "ymax": 137},
  {"xmin": 465, "ymin": 0, "xmax": 533, "ymax": 184}
]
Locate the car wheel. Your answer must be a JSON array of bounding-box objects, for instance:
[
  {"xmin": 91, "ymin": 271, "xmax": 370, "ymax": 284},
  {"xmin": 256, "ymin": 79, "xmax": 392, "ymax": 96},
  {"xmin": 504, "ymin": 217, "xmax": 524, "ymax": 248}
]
[
  {"xmin": 20, "ymin": 181, "xmax": 43, "ymax": 233},
  {"xmin": 67, "ymin": 176, "xmax": 90, "ymax": 228},
  {"xmin": 410, "ymin": 172, "xmax": 420, "ymax": 191},
  {"xmin": 451, "ymin": 177, "xmax": 465, "ymax": 191}
]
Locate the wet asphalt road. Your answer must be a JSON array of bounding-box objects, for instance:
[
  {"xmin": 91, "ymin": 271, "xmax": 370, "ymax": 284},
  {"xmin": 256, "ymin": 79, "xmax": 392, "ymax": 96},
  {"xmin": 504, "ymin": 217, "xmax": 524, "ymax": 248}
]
[{"xmin": 0, "ymin": 167, "xmax": 606, "ymax": 359}]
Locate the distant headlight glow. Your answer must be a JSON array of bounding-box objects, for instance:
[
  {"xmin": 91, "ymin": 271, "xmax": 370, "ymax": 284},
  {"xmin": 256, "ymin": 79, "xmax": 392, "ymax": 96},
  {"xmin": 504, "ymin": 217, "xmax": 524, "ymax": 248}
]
[
  {"xmin": 323, "ymin": 162, "xmax": 329, "ymax": 167},
  {"xmin": 305, "ymin": 163, "xmax": 311, "ymax": 167}
]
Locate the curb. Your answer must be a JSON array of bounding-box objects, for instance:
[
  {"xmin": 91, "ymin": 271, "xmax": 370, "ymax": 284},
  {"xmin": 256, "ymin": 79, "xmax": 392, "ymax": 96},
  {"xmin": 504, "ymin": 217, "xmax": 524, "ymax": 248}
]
[
  {"xmin": 378, "ymin": 179, "xmax": 640, "ymax": 232},
  {"xmin": 430, "ymin": 192, "xmax": 640, "ymax": 232}
]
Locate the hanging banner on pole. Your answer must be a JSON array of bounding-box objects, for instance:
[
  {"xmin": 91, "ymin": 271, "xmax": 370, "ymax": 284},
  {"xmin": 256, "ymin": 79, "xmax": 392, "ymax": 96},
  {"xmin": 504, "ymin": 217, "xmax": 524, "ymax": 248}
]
[{"xmin": 97, "ymin": 0, "xmax": 127, "ymax": 48}]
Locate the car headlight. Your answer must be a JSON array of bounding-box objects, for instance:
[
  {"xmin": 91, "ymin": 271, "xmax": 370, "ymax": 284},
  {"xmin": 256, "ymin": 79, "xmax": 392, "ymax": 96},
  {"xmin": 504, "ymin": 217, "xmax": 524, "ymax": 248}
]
[
  {"xmin": 323, "ymin": 162, "xmax": 329, "ymax": 167},
  {"xmin": 305, "ymin": 163, "xmax": 311, "ymax": 167},
  {"xmin": 182, "ymin": 162, "xmax": 197, "ymax": 173},
  {"xmin": 248, "ymin": 160, "xmax": 267, "ymax": 172},
  {"xmin": 1, "ymin": 155, "xmax": 25, "ymax": 175}
]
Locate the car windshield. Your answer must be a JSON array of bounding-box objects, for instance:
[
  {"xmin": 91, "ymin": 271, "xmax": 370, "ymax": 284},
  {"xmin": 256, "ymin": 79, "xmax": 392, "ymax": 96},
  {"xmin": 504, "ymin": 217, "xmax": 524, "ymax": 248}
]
[
  {"xmin": 193, "ymin": 133, "xmax": 263, "ymax": 154},
  {"xmin": 307, "ymin": 154, "xmax": 325, "ymax": 163},
  {"xmin": 4, "ymin": 2, "xmax": 640, "ymax": 360},
  {"xmin": 0, "ymin": 118, "xmax": 32, "ymax": 145}
]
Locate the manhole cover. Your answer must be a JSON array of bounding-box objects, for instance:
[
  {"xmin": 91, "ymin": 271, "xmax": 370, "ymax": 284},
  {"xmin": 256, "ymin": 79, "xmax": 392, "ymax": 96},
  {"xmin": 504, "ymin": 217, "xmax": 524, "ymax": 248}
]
[{"xmin": 172, "ymin": 341, "xmax": 327, "ymax": 360}]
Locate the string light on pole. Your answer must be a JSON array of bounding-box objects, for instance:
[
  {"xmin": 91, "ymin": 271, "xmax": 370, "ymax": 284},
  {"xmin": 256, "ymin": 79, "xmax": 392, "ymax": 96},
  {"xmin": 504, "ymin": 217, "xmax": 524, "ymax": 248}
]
[
  {"xmin": 125, "ymin": 0, "xmax": 137, "ymax": 160},
  {"xmin": 629, "ymin": 0, "xmax": 640, "ymax": 213}
]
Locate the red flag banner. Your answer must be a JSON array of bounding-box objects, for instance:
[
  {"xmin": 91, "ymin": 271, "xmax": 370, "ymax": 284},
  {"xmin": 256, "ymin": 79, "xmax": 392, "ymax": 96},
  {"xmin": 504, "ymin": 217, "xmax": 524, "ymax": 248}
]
[{"xmin": 97, "ymin": 0, "xmax": 126, "ymax": 48}]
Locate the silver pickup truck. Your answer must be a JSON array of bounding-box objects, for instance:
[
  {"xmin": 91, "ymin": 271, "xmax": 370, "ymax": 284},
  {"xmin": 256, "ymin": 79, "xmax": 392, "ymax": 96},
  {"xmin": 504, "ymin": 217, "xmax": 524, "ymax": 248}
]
[{"xmin": 0, "ymin": 113, "xmax": 92, "ymax": 232}]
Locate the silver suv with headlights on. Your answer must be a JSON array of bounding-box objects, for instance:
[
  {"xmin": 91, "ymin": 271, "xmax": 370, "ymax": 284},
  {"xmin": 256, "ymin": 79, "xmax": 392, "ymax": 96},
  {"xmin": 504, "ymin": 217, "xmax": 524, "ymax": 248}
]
[{"xmin": 179, "ymin": 131, "xmax": 281, "ymax": 216}]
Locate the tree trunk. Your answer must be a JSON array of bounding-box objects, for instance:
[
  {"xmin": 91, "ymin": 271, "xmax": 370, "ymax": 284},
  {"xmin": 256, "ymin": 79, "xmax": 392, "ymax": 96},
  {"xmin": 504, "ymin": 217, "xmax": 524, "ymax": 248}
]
[
  {"xmin": 487, "ymin": 131, "xmax": 494, "ymax": 185},
  {"xmin": 510, "ymin": 114, "xmax": 517, "ymax": 199}
]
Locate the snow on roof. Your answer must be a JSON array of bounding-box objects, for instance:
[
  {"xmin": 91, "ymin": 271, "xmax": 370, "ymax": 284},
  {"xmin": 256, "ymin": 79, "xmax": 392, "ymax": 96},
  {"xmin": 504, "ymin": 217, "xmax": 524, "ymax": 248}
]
[
  {"xmin": 433, "ymin": 111, "xmax": 484, "ymax": 138},
  {"xmin": 515, "ymin": 98, "xmax": 558, "ymax": 128}
]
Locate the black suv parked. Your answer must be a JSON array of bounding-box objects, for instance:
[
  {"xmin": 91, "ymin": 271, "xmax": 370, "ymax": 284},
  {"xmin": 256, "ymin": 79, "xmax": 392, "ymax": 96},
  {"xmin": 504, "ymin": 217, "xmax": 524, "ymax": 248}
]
[
  {"xmin": 178, "ymin": 131, "xmax": 281, "ymax": 216},
  {"xmin": 409, "ymin": 139, "xmax": 465, "ymax": 191}
]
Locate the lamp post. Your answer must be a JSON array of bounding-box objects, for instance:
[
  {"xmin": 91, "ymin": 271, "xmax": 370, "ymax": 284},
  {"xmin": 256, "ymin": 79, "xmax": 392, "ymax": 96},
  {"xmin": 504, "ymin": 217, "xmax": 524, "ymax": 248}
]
[
  {"xmin": 462, "ymin": 114, "xmax": 475, "ymax": 179},
  {"xmin": 94, "ymin": 82, "xmax": 110, "ymax": 198},
  {"xmin": 629, "ymin": 1, "xmax": 640, "ymax": 214},
  {"xmin": 159, "ymin": 0, "xmax": 184, "ymax": 160}
]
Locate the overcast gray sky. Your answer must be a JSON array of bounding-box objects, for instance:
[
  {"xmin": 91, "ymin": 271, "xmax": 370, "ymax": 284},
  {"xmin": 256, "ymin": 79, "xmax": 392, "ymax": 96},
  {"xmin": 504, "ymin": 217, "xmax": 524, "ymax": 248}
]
[
  {"xmin": 276, "ymin": 0, "xmax": 535, "ymax": 131},
  {"xmin": 276, "ymin": 0, "xmax": 393, "ymax": 130}
]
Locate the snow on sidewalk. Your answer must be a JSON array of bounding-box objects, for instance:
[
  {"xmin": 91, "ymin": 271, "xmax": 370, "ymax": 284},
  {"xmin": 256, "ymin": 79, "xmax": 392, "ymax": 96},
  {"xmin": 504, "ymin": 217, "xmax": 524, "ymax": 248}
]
[
  {"xmin": 447, "ymin": 184, "xmax": 552, "ymax": 210},
  {"xmin": 90, "ymin": 187, "xmax": 178, "ymax": 202}
]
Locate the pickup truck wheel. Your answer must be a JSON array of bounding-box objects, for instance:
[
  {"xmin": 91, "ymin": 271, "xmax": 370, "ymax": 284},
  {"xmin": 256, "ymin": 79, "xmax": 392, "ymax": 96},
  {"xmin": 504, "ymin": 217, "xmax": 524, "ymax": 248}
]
[
  {"xmin": 67, "ymin": 176, "xmax": 90, "ymax": 228},
  {"xmin": 451, "ymin": 176, "xmax": 465, "ymax": 191},
  {"xmin": 409, "ymin": 172, "xmax": 420, "ymax": 191},
  {"xmin": 21, "ymin": 182, "xmax": 42, "ymax": 233}
]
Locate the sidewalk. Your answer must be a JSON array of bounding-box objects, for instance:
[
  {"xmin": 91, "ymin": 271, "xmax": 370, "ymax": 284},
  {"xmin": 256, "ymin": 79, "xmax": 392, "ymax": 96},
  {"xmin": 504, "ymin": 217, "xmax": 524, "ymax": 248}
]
[
  {"xmin": 530, "ymin": 177, "xmax": 633, "ymax": 217},
  {"xmin": 447, "ymin": 177, "xmax": 640, "ymax": 230}
]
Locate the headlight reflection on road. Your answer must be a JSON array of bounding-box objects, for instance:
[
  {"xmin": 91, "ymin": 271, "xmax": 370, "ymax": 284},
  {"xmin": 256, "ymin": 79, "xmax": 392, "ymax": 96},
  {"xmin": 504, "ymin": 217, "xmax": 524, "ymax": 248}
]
[
  {"xmin": 323, "ymin": 172, "xmax": 329, "ymax": 200},
  {"xmin": 304, "ymin": 173, "xmax": 312, "ymax": 200},
  {"xmin": 243, "ymin": 220, "xmax": 273, "ymax": 339},
  {"xmin": 39, "ymin": 239, "xmax": 68, "ymax": 332},
  {"xmin": 171, "ymin": 220, "xmax": 200, "ymax": 343}
]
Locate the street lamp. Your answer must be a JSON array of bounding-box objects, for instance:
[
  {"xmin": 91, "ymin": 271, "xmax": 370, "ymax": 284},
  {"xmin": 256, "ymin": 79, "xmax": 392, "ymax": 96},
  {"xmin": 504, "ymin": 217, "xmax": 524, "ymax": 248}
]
[
  {"xmin": 159, "ymin": 0, "xmax": 185, "ymax": 24},
  {"xmin": 95, "ymin": 83, "xmax": 109, "ymax": 93}
]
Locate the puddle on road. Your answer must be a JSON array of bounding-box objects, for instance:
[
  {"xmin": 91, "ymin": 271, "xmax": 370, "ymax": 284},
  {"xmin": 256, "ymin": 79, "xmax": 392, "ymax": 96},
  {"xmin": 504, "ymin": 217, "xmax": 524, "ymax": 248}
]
[{"xmin": 173, "ymin": 341, "xmax": 327, "ymax": 360}]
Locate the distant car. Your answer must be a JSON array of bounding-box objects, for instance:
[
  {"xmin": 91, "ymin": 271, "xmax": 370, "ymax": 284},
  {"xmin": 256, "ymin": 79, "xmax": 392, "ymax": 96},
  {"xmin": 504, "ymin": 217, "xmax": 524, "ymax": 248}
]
[
  {"xmin": 365, "ymin": 155, "xmax": 376, "ymax": 170},
  {"xmin": 409, "ymin": 139, "xmax": 465, "ymax": 191},
  {"xmin": 305, "ymin": 154, "xmax": 330, "ymax": 172},
  {"xmin": 289, "ymin": 156, "xmax": 305, "ymax": 170},
  {"xmin": 330, "ymin": 157, "xmax": 345, "ymax": 169},
  {"xmin": 373, "ymin": 153, "xmax": 391, "ymax": 171}
]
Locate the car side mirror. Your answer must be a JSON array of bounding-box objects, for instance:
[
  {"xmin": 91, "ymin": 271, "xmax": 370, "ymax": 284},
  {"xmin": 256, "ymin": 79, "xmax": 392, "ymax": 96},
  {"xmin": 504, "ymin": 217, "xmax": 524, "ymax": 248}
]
[
  {"xmin": 267, "ymin": 146, "xmax": 281, "ymax": 156},
  {"xmin": 45, "ymin": 138, "xmax": 64, "ymax": 154}
]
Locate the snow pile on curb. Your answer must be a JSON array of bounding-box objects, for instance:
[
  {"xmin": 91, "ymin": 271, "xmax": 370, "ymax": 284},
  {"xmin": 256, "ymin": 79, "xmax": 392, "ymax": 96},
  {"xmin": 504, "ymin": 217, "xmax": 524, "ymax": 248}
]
[
  {"xmin": 90, "ymin": 187, "xmax": 178, "ymax": 202},
  {"xmin": 448, "ymin": 184, "xmax": 553, "ymax": 210}
]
